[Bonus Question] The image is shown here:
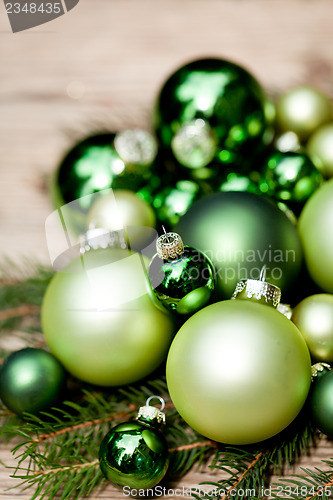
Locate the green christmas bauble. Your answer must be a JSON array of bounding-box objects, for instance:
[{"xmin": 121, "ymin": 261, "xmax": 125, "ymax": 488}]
[
  {"xmin": 258, "ymin": 151, "xmax": 323, "ymax": 214},
  {"xmin": 292, "ymin": 294, "xmax": 333, "ymax": 362},
  {"xmin": 176, "ymin": 191, "xmax": 303, "ymax": 299},
  {"xmin": 310, "ymin": 370, "xmax": 333, "ymax": 437},
  {"xmin": 166, "ymin": 300, "xmax": 311, "ymax": 444},
  {"xmin": 148, "ymin": 233, "xmax": 215, "ymax": 315},
  {"xmin": 99, "ymin": 421, "xmax": 169, "ymax": 489},
  {"xmin": 52, "ymin": 132, "xmax": 157, "ymax": 232},
  {"xmin": 276, "ymin": 86, "xmax": 332, "ymax": 142},
  {"xmin": 138, "ymin": 178, "xmax": 209, "ymax": 228},
  {"xmin": 153, "ymin": 58, "xmax": 268, "ymax": 170},
  {"xmin": 41, "ymin": 248, "xmax": 175, "ymax": 386},
  {"xmin": 0, "ymin": 348, "xmax": 66, "ymax": 416},
  {"xmin": 307, "ymin": 123, "xmax": 333, "ymax": 178},
  {"xmin": 299, "ymin": 179, "xmax": 333, "ymax": 293},
  {"xmin": 87, "ymin": 190, "xmax": 156, "ymax": 251},
  {"xmin": 219, "ymin": 171, "xmax": 260, "ymax": 195}
]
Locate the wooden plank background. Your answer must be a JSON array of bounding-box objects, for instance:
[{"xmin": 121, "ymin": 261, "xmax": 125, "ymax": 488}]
[{"xmin": 1, "ymin": 0, "xmax": 333, "ymax": 498}]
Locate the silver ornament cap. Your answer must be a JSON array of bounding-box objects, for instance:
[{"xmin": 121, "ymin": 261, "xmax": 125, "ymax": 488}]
[
  {"xmin": 231, "ymin": 266, "xmax": 281, "ymax": 308},
  {"xmin": 136, "ymin": 396, "xmax": 166, "ymax": 427},
  {"xmin": 114, "ymin": 129, "xmax": 158, "ymax": 167},
  {"xmin": 156, "ymin": 230, "xmax": 184, "ymax": 260}
]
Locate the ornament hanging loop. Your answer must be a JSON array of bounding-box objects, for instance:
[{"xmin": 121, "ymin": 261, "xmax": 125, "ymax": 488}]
[
  {"xmin": 146, "ymin": 395, "xmax": 166, "ymax": 411},
  {"xmin": 137, "ymin": 395, "xmax": 166, "ymax": 426},
  {"xmin": 259, "ymin": 265, "xmax": 267, "ymax": 282}
]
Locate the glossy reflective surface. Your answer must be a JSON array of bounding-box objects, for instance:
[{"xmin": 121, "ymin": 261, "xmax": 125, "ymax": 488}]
[
  {"xmin": 149, "ymin": 246, "xmax": 215, "ymax": 315},
  {"xmin": 153, "ymin": 58, "xmax": 268, "ymax": 170},
  {"xmin": 99, "ymin": 421, "xmax": 169, "ymax": 489}
]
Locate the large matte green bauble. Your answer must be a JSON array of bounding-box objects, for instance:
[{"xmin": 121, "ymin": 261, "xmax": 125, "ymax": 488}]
[
  {"xmin": 307, "ymin": 123, "xmax": 333, "ymax": 178},
  {"xmin": 292, "ymin": 294, "xmax": 333, "ymax": 362},
  {"xmin": 176, "ymin": 191, "xmax": 303, "ymax": 298},
  {"xmin": 0, "ymin": 348, "xmax": 66, "ymax": 416},
  {"xmin": 41, "ymin": 249, "xmax": 175, "ymax": 386},
  {"xmin": 310, "ymin": 370, "xmax": 333, "ymax": 437},
  {"xmin": 153, "ymin": 58, "xmax": 268, "ymax": 169},
  {"xmin": 259, "ymin": 151, "xmax": 323, "ymax": 215},
  {"xmin": 166, "ymin": 300, "xmax": 311, "ymax": 444},
  {"xmin": 99, "ymin": 421, "xmax": 169, "ymax": 489},
  {"xmin": 276, "ymin": 86, "xmax": 332, "ymax": 142},
  {"xmin": 299, "ymin": 179, "xmax": 333, "ymax": 293}
]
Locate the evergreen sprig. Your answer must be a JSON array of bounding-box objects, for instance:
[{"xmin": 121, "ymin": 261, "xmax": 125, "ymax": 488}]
[{"xmin": 0, "ymin": 267, "xmax": 332, "ymax": 499}]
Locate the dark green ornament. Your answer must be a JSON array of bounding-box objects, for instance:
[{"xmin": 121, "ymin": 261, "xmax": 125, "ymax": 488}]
[
  {"xmin": 258, "ymin": 151, "xmax": 323, "ymax": 215},
  {"xmin": 219, "ymin": 171, "xmax": 260, "ymax": 194},
  {"xmin": 153, "ymin": 58, "xmax": 268, "ymax": 171},
  {"xmin": 138, "ymin": 178, "xmax": 210, "ymax": 227},
  {"xmin": 148, "ymin": 232, "xmax": 215, "ymax": 315},
  {"xmin": 99, "ymin": 396, "xmax": 169, "ymax": 489},
  {"xmin": 310, "ymin": 369, "xmax": 333, "ymax": 437},
  {"xmin": 54, "ymin": 131, "xmax": 157, "ymax": 213},
  {"xmin": 0, "ymin": 348, "xmax": 66, "ymax": 417}
]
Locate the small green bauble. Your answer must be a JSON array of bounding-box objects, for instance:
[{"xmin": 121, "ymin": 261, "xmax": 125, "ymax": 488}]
[
  {"xmin": 299, "ymin": 179, "xmax": 333, "ymax": 293},
  {"xmin": 138, "ymin": 179, "xmax": 209, "ymax": 228},
  {"xmin": 166, "ymin": 294, "xmax": 311, "ymax": 444},
  {"xmin": 0, "ymin": 348, "xmax": 66, "ymax": 417},
  {"xmin": 310, "ymin": 370, "xmax": 333, "ymax": 437},
  {"xmin": 41, "ymin": 248, "xmax": 175, "ymax": 386},
  {"xmin": 292, "ymin": 294, "xmax": 333, "ymax": 362},
  {"xmin": 307, "ymin": 123, "xmax": 333, "ymax": 178},
  {"xmin": 219, "ymin": 171, "xmax": 260, "ymax": 194},
  {"xmin": 276, "ymin": 86, "xmax": 332, "ymax": 142},
  {"xmin": 153, "ymin": 58, "xmax": 268, "ymax": 170},
  {"xmin": 148, "ymin": 232, "xmax": 215, "ymax": 315},
  {"xmin": 259, "ymin": 151, "xmax": 323, "ymax": 215},
  {"xmin": 99, "ymin": 398, "xmax": 169, "ymax": 489}
]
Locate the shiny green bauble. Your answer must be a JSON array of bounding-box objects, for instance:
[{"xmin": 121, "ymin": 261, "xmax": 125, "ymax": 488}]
[
  {"xmin": 87, "ymin": 190, "xmax": 156, "ymax": 251},
  {"xmin": 41, "ymin": 248, "xmax": 175, "ymax": 386},
  {"xmin": 149, "ymin": 246, "xmax": 215, "ymax": 315},
  {"xmin": 219, "ymin": 171, "xmax": 260, "ymax": 195},
  {"xmin": 259, "ymin": 151, "xmax": 323, "ymax": 215},
  {"xmin": 138, "ymin": 179, "xmax": 209, "ymax": 228},
  {"xmin": 0, "ymin": 348, "xmax": 66, "ymax": 416},
  {"xmin": 307, "ymin": 123, "xmax": 333, "ymax": 178},
  {"xmin": 176, "ymin": 191, "xmax": 303, "ymax": 299},
  {"xmin": 153, "ymin": 58, "xmax": 268, "ymax": 170},
  {"xmin": 292, "ymin": 294, "xmax": 333, "ymax": 362},
  {"xmin": 310, "ymin": 370, "xmax": 333, "ymax": 437},
  {"xmin": 166, "ymin": 300, "xmax": 311, "ymax": 444},
  {"xmin": 276, "ymin": 86, "xmax": 332, "ymax": 142},
  {"xmin": 99, "ymin": 421, "xmax": 169, "ymax": 489},
  {"xmin": 299, "ymin": 179, "xmax": 333, "ymax": 293}
]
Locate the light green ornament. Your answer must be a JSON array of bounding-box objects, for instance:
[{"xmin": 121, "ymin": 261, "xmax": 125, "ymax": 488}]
[
  {"xmin": 166, "ymin": 279, "xmax": 311, "ymax": 445},
  {"xmin": 41, "ymin": 248, "xmax": 175, "ymax": 386},
  {"xmin": 307, "ymin": 123, "xmax": 333, "ymax": 178},
  {"xmin": 299, "ymin": 179, "xmax": 333, "ymax": 293}
]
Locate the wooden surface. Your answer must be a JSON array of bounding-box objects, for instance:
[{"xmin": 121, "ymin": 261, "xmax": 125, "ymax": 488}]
[{"xmin": 1, "ymin": 0, "xmax": 333, "ymax": 498}]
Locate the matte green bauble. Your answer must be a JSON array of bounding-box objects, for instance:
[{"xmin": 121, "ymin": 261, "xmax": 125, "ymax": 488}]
[
  {"xmin": 310, "ymin": 370, "xmax": 333, "ymax": 437},
  {"xmin": 259, "ymin": 151, "xmax": 323, "ymax": 214},
  {"xmin": 276, "ymin": 86, "xmax": 332, "ymax": 142},
  {"xmin": 292, "ymin": 294, "xmax": 333, "ymax": 362},
  {"xmin": 148, "ymin": 232, "xmax": 215, "ymax": 315},
  {"xmin": 41, "ymin": 248, "xmax": 175, "ymax": 386},
  {"xmin": 307, "ymin": 123, "xmax": 333, "ymax": 178},
  {"xmin": 0, "ymin": 348, "xmax": 66, "ymax": 416},
  {"xmin": 87, "ymin": 190, "xmax": 156, "ymax": 251},
  {"xmin": 176, "ymin": 191, "xmax": 303, "ymax": 298},
  {"xmin": 166, "ymin": 300, "xmax": 311, "ymax": 444},
  {"xmin": 299, "ymin": 179, "xmax": 333, "ymax": 293},
  {"xmin": 153, "ymin": 58, "xmax": 268, "ymax": 170}
]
